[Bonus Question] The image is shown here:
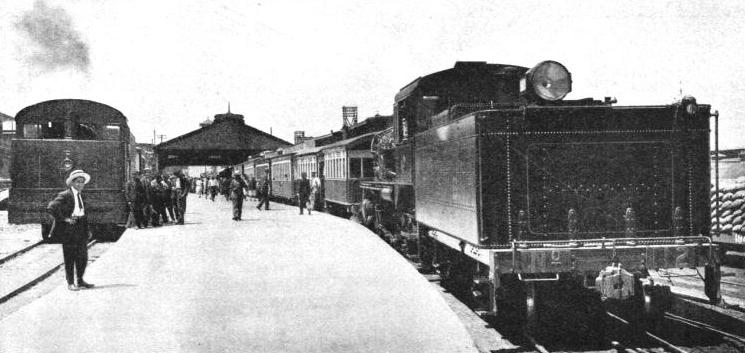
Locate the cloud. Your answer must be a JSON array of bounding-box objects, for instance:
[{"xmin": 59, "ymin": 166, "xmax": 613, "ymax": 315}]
[{"xmin": 15, "ymin": 0, "xmax": 90, "ymax": 73}]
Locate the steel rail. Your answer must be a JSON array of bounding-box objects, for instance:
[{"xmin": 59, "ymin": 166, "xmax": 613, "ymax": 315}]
[
  {"xmin": 664, "ymin": 312, "xmax": 745, "ymax": 346},
  {"xmin": 0, "ymin": 240, "xmax": 44, "ymax": 265},
  {"xmin": 607, "ymin": 312, "xmax": 689, "ymax": 353},
  {"xmin": 0, "ymin": 240, "xmax": 97, "ymax": 305}
]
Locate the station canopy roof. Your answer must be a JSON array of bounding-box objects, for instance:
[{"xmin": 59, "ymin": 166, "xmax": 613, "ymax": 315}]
[
  {"xmin": 0, "ymin": 111, "xmax": 12, "ymax": 122},
  {"xmin": 155, "ymin": 110, "xmax": 291, "ymax": 167}
]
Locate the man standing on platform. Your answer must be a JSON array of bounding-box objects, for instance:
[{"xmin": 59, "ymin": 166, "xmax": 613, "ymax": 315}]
[
  {"xmin": 125, "ymin": 173, "xmax": 145, "ymax": 229},
  {"xmin": 173, "ymin": 170, "xmax": 190, "ymax": 224},
  {"xmin": 256, "ymin": 170, "xmax": 271, "ymax": 210},
  {"xmin": 297, "ymin": 172, "xmax": 311, "ymax": 215},
  {"xmin": 47, "ymin": 169, "xmax": 95, "ymax": 291},
  {"xmin": 230, "ymin": 171, "xmax": 247, "ymax": 220}
]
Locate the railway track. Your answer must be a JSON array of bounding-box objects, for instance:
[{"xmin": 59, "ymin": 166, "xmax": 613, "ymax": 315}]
[
  {"xmin": 607, "ymin": 310, "xmax": 745, "ymax": 353},
  {"xmin": 0, "ymin": 239, "xmax": 98, "ymax": 305},
  {"xmin": 0, "ymin": 239, "xmax": 44, "ymax": 265}
]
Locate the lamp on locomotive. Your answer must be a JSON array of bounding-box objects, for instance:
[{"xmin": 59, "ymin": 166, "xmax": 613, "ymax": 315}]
[{"xmin": 520, "ymin": 60, "xmax": 572, "ymax": 101}]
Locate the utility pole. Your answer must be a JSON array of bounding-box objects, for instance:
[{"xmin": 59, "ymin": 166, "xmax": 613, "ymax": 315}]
[{"xmin": 157, "ymin": 134, "xmax": 167, "ymax": 144}]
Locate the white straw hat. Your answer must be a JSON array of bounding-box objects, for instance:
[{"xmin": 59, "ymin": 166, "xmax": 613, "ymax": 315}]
[{"xmin": 66, "ymin": 169, "xmax": 91, "ymax": 186}]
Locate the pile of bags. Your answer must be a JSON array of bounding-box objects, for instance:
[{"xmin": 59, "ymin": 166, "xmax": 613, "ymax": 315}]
[{"xmin": 711, "ymin": 177, "xmax": 745, "ymax": 234}]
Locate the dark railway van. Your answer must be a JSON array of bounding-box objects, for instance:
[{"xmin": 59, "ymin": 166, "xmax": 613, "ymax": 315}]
[
  {"xmin": 8, "ymin": 99, "xmax": 137, "ymax": 238},
  {"xmin": 363, "ymin": 61, "xmax": 721, "ymax": 339},
  {"xmin": 322, "ymin": 132, "xmax": 376, "ymax": 215}
]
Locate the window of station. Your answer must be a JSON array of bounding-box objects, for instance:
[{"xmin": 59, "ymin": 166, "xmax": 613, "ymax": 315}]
[{"xmin": 1, "ymin": 120, "xmax": 14, "ymax": 134}]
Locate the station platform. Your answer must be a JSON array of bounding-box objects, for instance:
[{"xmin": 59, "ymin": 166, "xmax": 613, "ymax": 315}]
[{"xmin": 0, "ymin": 197, "xmax": 478, "ymax": 353}]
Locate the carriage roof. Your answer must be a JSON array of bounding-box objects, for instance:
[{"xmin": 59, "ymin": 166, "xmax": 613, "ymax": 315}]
[{"xmin": 15, "ymin": 99, "xmax": 128, "ymax": 126}]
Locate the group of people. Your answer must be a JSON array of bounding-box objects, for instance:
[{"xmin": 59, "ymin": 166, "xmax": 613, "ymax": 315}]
[
  {"xmin": 194, "ymin": 175, "xmax": 258, "ymax": 203},
  {"xmin": 225, "ymin": 169, "xmax": 322, "ymax": 219},
  {"xmin": 124, "ymin": 170, "xmax": 191, "ymax": 228},
  {"xmin": 46, "ymin": 168, "xmax": 325, "ymax": 291},
  {"xmin": 295, "ymin": 171, "xmax": 322, "ymax": 215}
]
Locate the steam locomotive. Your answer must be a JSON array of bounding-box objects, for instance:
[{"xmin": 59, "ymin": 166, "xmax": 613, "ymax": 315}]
[{"xmin": 357, "ymin": 60, "xmax": 721, "ymax": 337}]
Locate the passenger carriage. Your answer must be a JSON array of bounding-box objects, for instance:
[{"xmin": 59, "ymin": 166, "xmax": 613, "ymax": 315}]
[
  {"xmin": 322, "ymin": 132, "xmax": 377, "ymax": 215},
  {"xmin": 268, "ymin": 151, "xmax": 295, "ymax": 202}
]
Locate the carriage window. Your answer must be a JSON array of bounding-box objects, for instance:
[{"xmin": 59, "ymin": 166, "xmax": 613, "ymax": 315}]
[
  {"xmin": 362, "ymin": 158, "xmax": 374, "ymax": 178},
  {"xmin": 77, "ymin": 123, "xmax": 98, "ymax": 140},
  {"xmin": 23, "ymin": 124, "xmax": 41, "ymax": 139},
  {"xmin": 103, "ymin": 125, "xmax": 120, "ymax": 140},
  {"xmin": 350, "ymin": 158, "xmax": 361, "ymax": 178}
]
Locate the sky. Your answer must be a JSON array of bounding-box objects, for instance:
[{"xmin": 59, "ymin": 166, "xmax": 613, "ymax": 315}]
[{"xmin": 0, "ymin": 0, "xmax": 744, "ymax": 149}]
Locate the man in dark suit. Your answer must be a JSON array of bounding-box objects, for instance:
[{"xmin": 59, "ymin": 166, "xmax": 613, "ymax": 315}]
[
  {"xmin": 229, "ymin": 171, "xmax": 247, "ymax": 220},
  {"xmin": 47, "ymin": 169, "xmax": 95, "ymax": 291},
  {"xmin": 125, "ymin": 173, "xmax": 145, "ymax": 229},
  {"xmin": 256, "ymin": 170, "xmax": 271, "ymax": 210},
  {"xmin": 173, "ymin": 170, "xmax": 190, "ymax": 224},
  {"xmin": 297, "ymin": 172, "xmax": 311, "ymax": 215}
]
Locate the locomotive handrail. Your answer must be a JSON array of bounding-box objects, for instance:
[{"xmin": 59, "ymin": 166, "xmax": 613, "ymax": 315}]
[{"xmin": 509, "ymin": 236, "xmax": 714, "ymax": 250}]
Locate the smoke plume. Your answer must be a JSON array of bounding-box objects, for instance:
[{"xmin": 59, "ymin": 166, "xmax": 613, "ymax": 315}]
[{"xmin": 15, "ymin": 0, "xmax": 90, "ymax": 72}]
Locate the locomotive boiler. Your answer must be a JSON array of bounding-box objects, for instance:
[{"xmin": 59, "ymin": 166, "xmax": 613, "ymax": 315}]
[{"xmin": 361, "ymin": 61, "xmax": 721, "ymax": 338}]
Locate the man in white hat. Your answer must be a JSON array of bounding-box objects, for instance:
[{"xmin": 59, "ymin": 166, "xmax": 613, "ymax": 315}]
[{"xmin": 47, "ymin": 169, "xmax": 95, "ymax": 291}]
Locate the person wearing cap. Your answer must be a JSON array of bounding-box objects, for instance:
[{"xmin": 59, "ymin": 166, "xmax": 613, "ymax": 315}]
[
  {"xmin": 46, "ymin": 169, "xmax": 95, "ymax": 291},
  {"xmin": 229, "ymin": 171, "xmax": 247, "ymax": 220}
]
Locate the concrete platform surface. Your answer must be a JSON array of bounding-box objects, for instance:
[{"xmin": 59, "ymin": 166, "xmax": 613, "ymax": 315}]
[
  {"xmin": 0, "ymin": 210, "xmax": 41, "ymax": 261},
  {"xmin": 0, "ymin": 197, "xmax": 478, "ymax": 353}
]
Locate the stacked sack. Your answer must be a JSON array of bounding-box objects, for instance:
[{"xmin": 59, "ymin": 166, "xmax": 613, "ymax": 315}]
[{"xmin": 711, "ymin": 176, "xmax": 745, "ymax": 234}]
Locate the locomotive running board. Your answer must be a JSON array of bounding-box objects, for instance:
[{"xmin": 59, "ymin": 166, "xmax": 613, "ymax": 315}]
[{"xmin": 429, "ymin": 230, "xmax": 717, "ymax": 274}]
